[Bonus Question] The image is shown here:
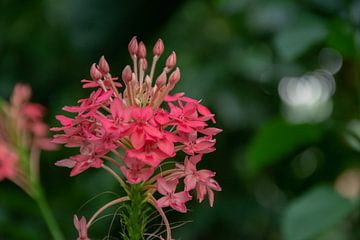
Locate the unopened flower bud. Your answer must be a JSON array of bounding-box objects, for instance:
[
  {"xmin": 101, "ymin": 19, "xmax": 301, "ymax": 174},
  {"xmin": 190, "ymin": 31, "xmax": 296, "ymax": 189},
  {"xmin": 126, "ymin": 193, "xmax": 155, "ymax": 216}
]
[
  {"xmin": 140, "ymin": 58, "xmax": 148, "ymax": 71},
  {"xmin": 169, "ymin": 68, "xmax": 180, "ymax": 86},
  {"xmin": 122, "ymin": 65, "xmax": 133, "ymax": 83},
  {"xmin": 90, "ymin": 63, "xmax": 102, "ymax": 80},
  {"xmin": 98, "ymin": 56, "xmax": 110, "ymax": 74},
  {"xmin": 138, "ymin": 41, "xmax": 147, "ymax": 59},
  {"xmin": 156, "ymin": 71, "xmax": 167, "ymax": 87},
  {"xmin": 153, "ymin": 39, "xmax": 164, "ymax": 57},
  {"xmin": 128, "ymin": 36, "xmax": 138, "ymax": 56},
  {"xmin": 166, "ymin": 51, "xmax": 176, "ymax": 69}
]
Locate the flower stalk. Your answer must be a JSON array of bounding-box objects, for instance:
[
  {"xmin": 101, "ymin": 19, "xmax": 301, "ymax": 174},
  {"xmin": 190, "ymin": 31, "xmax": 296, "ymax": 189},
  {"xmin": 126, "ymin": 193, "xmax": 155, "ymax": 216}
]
[{"xmin": 31, "ymin": 181, "xmax": 64, "ymax": 240}]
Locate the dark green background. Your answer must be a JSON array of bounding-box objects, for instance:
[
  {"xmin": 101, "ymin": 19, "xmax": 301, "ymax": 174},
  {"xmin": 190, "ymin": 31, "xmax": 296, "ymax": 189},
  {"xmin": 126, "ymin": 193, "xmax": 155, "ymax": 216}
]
[{"xmin": 1, "ymin": 0, "xmax": 360, "ymax": 239}]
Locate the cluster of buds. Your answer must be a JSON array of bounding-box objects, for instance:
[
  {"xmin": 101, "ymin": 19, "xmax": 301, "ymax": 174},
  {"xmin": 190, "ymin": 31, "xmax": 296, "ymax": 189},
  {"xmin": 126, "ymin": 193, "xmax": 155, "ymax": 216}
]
[
  {"xmin": 52, "ymin": 36, "xmax": 222, "ymax": 240},
  {"xmin": 0, "ymin": 84, "xmax": 56, "ymax": 192}
]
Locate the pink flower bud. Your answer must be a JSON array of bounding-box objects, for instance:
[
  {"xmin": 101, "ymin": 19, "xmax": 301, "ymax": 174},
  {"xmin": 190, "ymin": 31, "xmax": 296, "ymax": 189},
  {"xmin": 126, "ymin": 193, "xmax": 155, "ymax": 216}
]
[
  {"xmin": 98, "ymin": 56, "xmax": 110, "ymax": 74},
  {"xmin": 153, "ymin": 39, "xmax": 164, "ymax": 57},
  {"xmin": 122, "ymin": 65, "xmax": 133, "ymax": 83},
  {"xmin": 169, "ymin": 68, "xmax": 180, "ymax": 86},
  {"xmin": 90, "ymin": 63, "xmax": 102, "ymax": 80},
  {"xmin": 128, "ymin": 36, "xmax": 138, "ymax": 56},
  {"xmin": 156, "ymin": 71, "xmax": 167, "ymax": 87},
  {"xmin": 140, "ymin": 58, "xmax": 148, "ymax": 71},
  {"xmin": 166, "ymin": 51, "xmax": 176, "ymax": 69},
  {"xmin": 138, "ymin": 41, "xmax": 147, "ymax": 59}
]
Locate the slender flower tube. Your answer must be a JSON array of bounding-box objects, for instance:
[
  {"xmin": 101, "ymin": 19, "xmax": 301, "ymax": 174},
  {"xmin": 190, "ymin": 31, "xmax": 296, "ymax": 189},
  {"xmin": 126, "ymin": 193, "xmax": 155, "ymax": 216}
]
[{"xmin": 52, "ymin": 36, "xmax": 222, "ymax": 239}]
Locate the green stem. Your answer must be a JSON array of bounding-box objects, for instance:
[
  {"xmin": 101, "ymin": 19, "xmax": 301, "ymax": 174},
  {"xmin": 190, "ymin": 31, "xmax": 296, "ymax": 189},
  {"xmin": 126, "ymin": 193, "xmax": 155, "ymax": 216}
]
[
  {"xmin": 123, "ymin": 184, "xmax": 149, "ymax": 240},
  {"xmin": 32, "ymin": 184, "xmax": 64, "ymax": 240}
]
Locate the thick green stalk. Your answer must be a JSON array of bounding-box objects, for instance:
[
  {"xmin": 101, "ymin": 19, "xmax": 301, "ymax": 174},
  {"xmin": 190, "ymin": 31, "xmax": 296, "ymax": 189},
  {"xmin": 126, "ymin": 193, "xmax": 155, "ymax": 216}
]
[
  {"xmin": 32, "ymin": 183, "xmax": 64, "ymax": 240},
  {"xmin": 123, "ymin": 184, "xmax": 149, "ymax": 240}
]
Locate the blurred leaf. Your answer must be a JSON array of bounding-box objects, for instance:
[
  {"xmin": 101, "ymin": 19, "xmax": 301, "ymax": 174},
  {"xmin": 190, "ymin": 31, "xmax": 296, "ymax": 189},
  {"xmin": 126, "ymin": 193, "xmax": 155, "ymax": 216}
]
[
  {"xmin": 246, "ymin": 1, "xmax": 298, "ymax": 34},
  {"xmin": 282, "ymin": 185, "xmax": 354, "ymax": 240},
  {"xmin": 245, "ymin": 117, "xmax": 324, "ymax": 173},
  {"xmin": 274, "ymin": 15, "xmax": 327, "ymax": 60},
  {"xmin": 327, "ymin": 19, "xmax": 356, "ymax": 58},
  {"xmin": 344, "ymin": 120, "xmax": 360, "ymax": 152}
]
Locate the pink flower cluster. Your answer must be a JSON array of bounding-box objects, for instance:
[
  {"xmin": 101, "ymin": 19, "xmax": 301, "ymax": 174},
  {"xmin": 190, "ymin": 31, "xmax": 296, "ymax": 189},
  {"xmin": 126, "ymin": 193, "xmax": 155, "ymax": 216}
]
[
  {"xmin": 52, "ymin": 36, "xmax": 221, "ymax": 239},
  {"xmin": 0, "ymin": 84, "xmax": 56, "ymax": 185}
]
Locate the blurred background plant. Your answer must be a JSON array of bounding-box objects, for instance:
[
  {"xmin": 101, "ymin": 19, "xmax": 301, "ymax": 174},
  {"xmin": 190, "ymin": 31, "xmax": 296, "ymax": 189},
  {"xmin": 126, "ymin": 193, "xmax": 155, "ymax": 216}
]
[{"xmin": 1, "ymin": 0, "xmax": 360, "ymax": 239}]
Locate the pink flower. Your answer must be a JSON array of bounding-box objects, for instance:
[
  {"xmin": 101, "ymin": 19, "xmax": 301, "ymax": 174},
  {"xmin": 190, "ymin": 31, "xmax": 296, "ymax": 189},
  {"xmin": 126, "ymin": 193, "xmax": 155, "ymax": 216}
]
[
  {"xmin": 109, "ymin": 98, "xmax": 131, "ymax": 133},
  {"xmin": 156, "ymin": 177, "xmax": 192, "ymax": 213},
  {"xmin": 167, "ymin": 101, "xmax": 207, "ymax": 133},
  {"xmin": 0, "ymin": 144, "xmax": 18, "ymax": 181},
  {"xmin": 126, "ymin": 142, "xmax": 170, "ymax": 167},
  {"xmin": 73, "ymin": 215, "xmax": 89, "ymax": 240},
  {"xmin": 178, "ymin": 155, "xmax": 221, "ymax": 207},
  {"xmin": 55, "ymin": 153, "xmax": 103, "ymax": 177},
  {"xmin": 120, "ymin": 157, "xmax": 154, "ymax": 184},
  {"xmin": 128, "ymin": 106, "xmax": 162, "ymax": 149},
  {"xmin": 181, "ymin": 132, "xmax": 216, "ymax": 155},
  {"xmin": 63, "ymin": 89, "xmax": 113, "ymax": 116}
]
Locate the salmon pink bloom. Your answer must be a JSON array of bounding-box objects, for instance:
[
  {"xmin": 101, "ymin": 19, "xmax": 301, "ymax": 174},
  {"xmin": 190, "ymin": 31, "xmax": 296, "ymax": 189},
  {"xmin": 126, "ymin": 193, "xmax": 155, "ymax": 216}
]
[
  {"xmin": 128, "ymin": 106, "xmax": 162, "ymax": 149},
  {"xmin": 120, "ymin": 157, "xmax": 154, "ymax": 184},
  {"xmin": 55, "ymin": 153, "xmax": 103, "ymax": 177},
  {"xmin": 63, "ymin": 89, "xmax": 113, "ymax": 116},
  {"xmin": 52, "ymin": 36, "xmax": 222, "ymax": 240},
  {"xmin": 156, "ymin": 177, "xmax": 192, "ymax": 213},
  {"xmin": 178, "ymin": 155, "xmax": 222, "ymax": 207}
]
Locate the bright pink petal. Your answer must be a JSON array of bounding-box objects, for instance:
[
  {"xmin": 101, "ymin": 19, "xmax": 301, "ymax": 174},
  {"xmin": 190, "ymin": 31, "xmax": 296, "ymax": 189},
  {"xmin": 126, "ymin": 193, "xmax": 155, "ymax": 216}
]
[
  {"xmin": 131, "ymin": 129, "xmax": 146, "ymax": 149},
  {"xmin": 55, "ymin": 159, "xmax": 76, "ymax": 168},
  {"xmin": 157, "ymin": 139, "xmax": 174, "ymax": 156},
  {"xmin": 170, "ymin": 202, "xmax": 188, "ymax": 213},
  {"xmin": 184, "ymin": 175, "xmax": 197, "ymax": 191},
  {"xmin": 207, "ymin": 188, "xmax": 215, "ymax": 207},
  {"xmin": 157, "ymin": 177, "xmax": 178, "ymax": 195},
  {"xmin": 157, "ymin": 196, "xmax": 171, "ymax": 208},
  {"xmin": 144, "ymin": 125, "xmax": 163, "ymax": 138},
  {"xmin": 208, "ymin": 178, "xmax": 222, "ymax": 191},
  {"xmin": 174, "ymin": 191, "xmax": 192, "ymax": 203},
  {"xmin": 196, "ymin": 183, "xmax": 207, "ymax": 203}
]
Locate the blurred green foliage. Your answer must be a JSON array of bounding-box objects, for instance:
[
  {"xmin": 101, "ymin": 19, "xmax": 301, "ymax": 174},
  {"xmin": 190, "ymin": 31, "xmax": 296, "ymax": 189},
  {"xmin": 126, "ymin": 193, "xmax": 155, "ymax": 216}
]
[{"xmin": 1, "ymin": 0, "xmax": 360, "ymax": 239}]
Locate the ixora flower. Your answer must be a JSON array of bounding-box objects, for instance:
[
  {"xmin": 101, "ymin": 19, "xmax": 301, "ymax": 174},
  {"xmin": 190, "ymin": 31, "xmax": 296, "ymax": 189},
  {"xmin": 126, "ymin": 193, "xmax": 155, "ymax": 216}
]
[
  {"xmin": 53, "ymin": 36, "xmax": 222, "ymax": 240},
  {"xmin": 0, "ymin": 84, "xmax": 63, "ymax": 240}
]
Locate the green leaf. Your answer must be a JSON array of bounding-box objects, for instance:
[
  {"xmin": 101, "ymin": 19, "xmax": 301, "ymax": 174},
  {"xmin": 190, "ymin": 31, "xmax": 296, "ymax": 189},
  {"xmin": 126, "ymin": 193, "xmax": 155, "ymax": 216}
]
[
  {"xmin": 282, "ymin": 185, "xmax": 355, "ymax": 240},
  {"xmin": 245, "ymin": 117, "xmax": 323, "ymax": 173},
  {"xmin": 274, "ymin": 14, "xmax": 327, "ymax": 60},
  {"xmin": 327, "ymin": 19, "xmax": 356, "ymax": 58}
]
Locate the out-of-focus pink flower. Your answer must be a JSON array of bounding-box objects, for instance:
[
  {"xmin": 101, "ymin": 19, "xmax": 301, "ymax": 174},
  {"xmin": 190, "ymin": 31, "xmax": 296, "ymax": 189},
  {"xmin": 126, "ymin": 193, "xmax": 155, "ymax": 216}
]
[
  {"xmin": 0, "ymin": 144, "xmax": 18, "ymax": 181},
  {"xmin": 156, "ymin": 177, "xmax": 192, "ymax": 213},
  {"xmin": 74, "ymin": 215, "xmax": 89, "ymax": 240},
  {"xmin": 10, "ymin": 83, "xmax": 31, "ymax": 107},
  {"xmin": 0, "ymin": 83, "xmax": 56, "ymax": 187}
]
